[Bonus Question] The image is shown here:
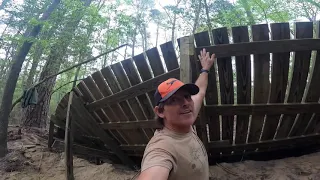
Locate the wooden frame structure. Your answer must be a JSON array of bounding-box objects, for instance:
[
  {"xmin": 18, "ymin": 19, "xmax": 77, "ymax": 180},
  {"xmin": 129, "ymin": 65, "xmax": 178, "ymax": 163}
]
[{"xmin": 49, "ymin": 22, "xmax": 320, "ymax": 169}]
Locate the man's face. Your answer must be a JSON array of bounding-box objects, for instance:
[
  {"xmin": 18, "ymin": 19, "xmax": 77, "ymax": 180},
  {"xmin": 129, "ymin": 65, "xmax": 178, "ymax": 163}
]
[{"xmin": 157, "ymin": 88, "xmax": 195, "ymax": 128}]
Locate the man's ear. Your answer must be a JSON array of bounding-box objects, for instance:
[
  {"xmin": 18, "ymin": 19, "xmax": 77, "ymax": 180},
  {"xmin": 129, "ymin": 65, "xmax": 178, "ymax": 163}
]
[{"xmin": 154, "ymin": 106, "xmax": 165, "ymax": 118}]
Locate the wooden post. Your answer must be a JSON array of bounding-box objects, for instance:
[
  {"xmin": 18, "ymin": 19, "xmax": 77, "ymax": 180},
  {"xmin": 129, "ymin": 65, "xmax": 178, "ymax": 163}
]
[
  {"xmin": 65, "ymin": 92, "xmax": 74, "ymax": 180},
  {"xmin": 179, "ymin": 35, "xmax": 193, "ymax": 83},
  {"xmin": 179, "ymin": 35, "xmax": 209, "ymax": 150},
  {"xmin": 48, "ymin": 120, "xmax": 55, "ymax": 150}
]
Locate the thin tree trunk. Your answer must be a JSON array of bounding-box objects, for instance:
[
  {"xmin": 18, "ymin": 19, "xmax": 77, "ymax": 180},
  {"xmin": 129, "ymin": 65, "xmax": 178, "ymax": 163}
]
[
  {"xmin": 23, "ymin": 0, "xmax": 92, "ymax": 128},
  {"xmin": 192, "ymin": 0, "xmax": 202, "ymax": 34},
  {"xmin": 240, "ymin": 0, "xmax": 255, "ymax": 25},
  {"xmin": 155, "ymin": 24, "xmax": 159, "ymax": 47},
  {"xmin": 171, "ymin": 13, "xmax": 176, "ymax": 46},
  {"xmin": 0, "ymin": 0, "xmax": 61, "ymax": 157},
  {"xmin": 203, "ymin": 0, "xmax": 214, "ymax": 43}
]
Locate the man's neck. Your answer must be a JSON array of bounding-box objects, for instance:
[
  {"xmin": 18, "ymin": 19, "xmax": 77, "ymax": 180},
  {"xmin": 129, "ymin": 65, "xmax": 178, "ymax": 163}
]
[{"xmin": 164, "ymin": 123, "xmax": 192, "ymax": 134}]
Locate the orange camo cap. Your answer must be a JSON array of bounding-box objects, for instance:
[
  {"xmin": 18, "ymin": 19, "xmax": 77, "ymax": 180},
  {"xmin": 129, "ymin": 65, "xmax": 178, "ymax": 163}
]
[{"xmin": 154, "ymin": 78, "xmax": 199, "ymax": 105}]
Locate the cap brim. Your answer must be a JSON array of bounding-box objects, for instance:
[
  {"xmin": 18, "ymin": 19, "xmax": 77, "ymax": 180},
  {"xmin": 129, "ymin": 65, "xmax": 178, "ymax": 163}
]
[{"xmin": 159, "ymin": 83, "xmax": 199, "ymax": 103}]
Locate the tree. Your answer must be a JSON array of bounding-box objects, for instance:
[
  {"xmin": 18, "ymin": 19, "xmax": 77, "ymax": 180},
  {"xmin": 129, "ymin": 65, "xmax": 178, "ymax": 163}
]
[
  {"xmin": 0, "ymin": 0, "xmax": 61, "ymax": 157},
  {"xmin": 22, "ymin": 0, "xmax": 92, "ymax": 128}
]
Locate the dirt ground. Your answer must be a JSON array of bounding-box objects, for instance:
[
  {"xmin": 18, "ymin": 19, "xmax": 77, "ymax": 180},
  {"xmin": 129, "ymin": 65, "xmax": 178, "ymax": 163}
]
[{"xmin": 1, "ymin": 127, "xmax": 320, "ymax": 180}]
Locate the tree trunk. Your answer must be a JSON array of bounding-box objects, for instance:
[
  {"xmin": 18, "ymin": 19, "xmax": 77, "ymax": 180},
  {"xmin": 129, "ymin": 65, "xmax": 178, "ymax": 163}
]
[
  {"xmin": 203, "ymin": 0, "xmax": 214, "ymax": 43},
  {"xmin": 192, "ymin": 0, "xmax": 202, "ymax": 34},
  {"xmin": 155, "ymin": 24, "xmax": 159, "ymax": 47},
  {"xmin": 171, "ymin": 13, "xmax": 176, "ymax": 47},
  {"xmin": 240, "ymin": 0, "xmax": 255, "ymax": 25},
  {"xmin": 0, "ymin": 0, "xmax": 61, "ymax": 158},
  {"xmin": 23, "ymin": 0, "xmax": 92, "ymax": 128}
]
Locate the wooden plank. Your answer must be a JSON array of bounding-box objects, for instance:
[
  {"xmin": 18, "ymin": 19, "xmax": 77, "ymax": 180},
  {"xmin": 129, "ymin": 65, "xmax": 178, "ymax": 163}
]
[
  {"xmin": 195, "ymin": 39, "xmax": 320, "ymax": 58},
  {"xmin": 212, "ymin": 27, "xmax": 234, "ymax": 142},
  {"xmin": 48, "ymin": 119, "xmax": 55, "ymax": 149},
  {"xmin": 249, "ymin": 24, "xmax": 270, "ymax": 143},
  {"xmin": 160, "ymin": 41, "xmax": 179, "ymax": 71},
  {"xmin": 102, "ymin": 118, "xmax": 201, "ymax": 130},
  {"xmin": 291, "ymin": 21, "xmax": 320, "ymax": 136},
  {"xmin": 145, "ymin": 47, "xmax": 165, "ymax": 77},
  {"xmin": 205, "ymin": 103, "xmax": 320, "ymax": 116},
  {"xmin": 194, "ymin": 30, "xmax": 220, "ymax": 141},
  {"xmin": 100, "ymin": 66, "xmax": 138, "ymax": 145},
  {"xmin": 110, "ymin": 63, "xmax": 149, "ymax": 144},
  {"xmin": 276, "ymin": 22, "xmax": 313, "ymax": 139},
  {"xmin": 209, "ymin": 134, "xmax": 320, "ymax": 152},
  {"xmin": 102, "ymin": 120, "xmax": 160, "ymax": 129},
  {"xmin": 91, "ymin": 71, "xmax": 129, "ymax": 145},
  {"xmin": 70, "ymin": 96, "xmax": 138, "ymax": 170},
  {"xmin": 232, "ymin": 26, "xmax": 251, "ymax": 144},
  {"xmin": 64, "ymin": 91, "xmax": 74, "ymax": 180},
  {"xmin": 261, "ymin": 23, "xmax": 291, "ymax": 141},
  {"xmin": 87, "ymin": 68, "xmax": 180, "ymax": 111},
  {"xmin": 145, "ymin": 47, "xmax": 165, "ymax": 105},
  {"xmin": 119, "ymin": 134, "xmax": 320, "ymax": 153},
  {"xmin": 121, "ymin": 58, "xmax": 155, "ymax": 138},
  {"xmin": 131, "ymin": 54, "xmax": 155, "ymax": 118}
]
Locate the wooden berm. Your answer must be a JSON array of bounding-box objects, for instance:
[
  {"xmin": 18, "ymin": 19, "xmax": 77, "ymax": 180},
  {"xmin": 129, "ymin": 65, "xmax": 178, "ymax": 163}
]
[{"xmin": 49, "ymin": 22, "xmax": 320, "ymax": 170}]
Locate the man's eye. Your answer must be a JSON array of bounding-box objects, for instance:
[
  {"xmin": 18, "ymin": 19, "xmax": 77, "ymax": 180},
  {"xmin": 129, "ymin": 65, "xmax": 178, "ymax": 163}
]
[{"xmin": 185, "ymin": 94, "xmax": 191, "ymax": 99}]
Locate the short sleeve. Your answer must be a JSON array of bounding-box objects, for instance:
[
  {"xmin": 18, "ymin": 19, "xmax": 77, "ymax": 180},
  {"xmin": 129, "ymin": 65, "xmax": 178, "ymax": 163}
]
[{"xmin": 141, "ymin": 148, "xmax": 175, "ymax": 172}]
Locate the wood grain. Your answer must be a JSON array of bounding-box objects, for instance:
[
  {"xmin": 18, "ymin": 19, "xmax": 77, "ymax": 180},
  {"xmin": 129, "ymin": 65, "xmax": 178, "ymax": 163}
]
[
  {"xmin": 195, "ymin": 39, "xmax": 320, "ymax": 58},
  {"xmin": 276, "ymin": 22, "xmax": 313, "ymax": 139},
  {"xmin": 213, "ymin": 27, "xmax": 234, "ymax": 142},
  {"xmin": 232, "ymin": 26, "xmax": 251, "ymax": 144},
  {"xmin": 262, "ymin": 23, "xmax": 290, "ymax": 141},
  {"xmin": 249, "ymin": 24, "xmax": 270, "ymax": 143}
]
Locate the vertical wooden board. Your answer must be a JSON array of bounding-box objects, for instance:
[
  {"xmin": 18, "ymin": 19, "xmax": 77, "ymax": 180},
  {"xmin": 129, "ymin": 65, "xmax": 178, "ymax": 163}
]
[
  {"xmin": 276, "ymin": 22, "xmax": 313, "ymax": 139},
  {"xmin": 292, "ymin": 22, "xmax": 320, "ymax": 136},
  {"xmin": 76, "ymin": 81, "xmax": 127, "ymax": 144},
  {"xmin": 249, "ymin": 24, "xmax": 270, "ymax": 143},
  {"xmin": 178, "ymin": 36, "xmax": 198, "ymax": 83},
  {"xmin": 91, "ymin": 71, "xmax": 128, "ymax": 144},
  {"xmin": 100, "ymin": 66, "xmax": 138, "ymax": 144},
  {"xmin": 121, "ymin": 58, "xmax": 155, "ymax": 138},
  {"xmin": 232, "ymin": 26, "xmax": 251, "ymax": 144},
  {"xmin": 305, "ymin": 114, "xmax": 320, "ymax": 134},
  {"xmin": 262, "ymin": 23, "xmax": 290, "ymax": 140},
  {"xmin": 160, "ymin": 41, "xmax": 179, "ymax": 71},
  {"xmin": 146, "ymin": 47, "xmax": 165, "ymax": 105},
  {"xmin": 146, "ymin": 47, "xmax": 165, "ymax": 77},
  {"xmin": 77, "ymin": 81, "xmax": 105, "ymax": 123},
  {"xmin": 132, "ymin": 54, "xmax": 156, "ymax": 123},
  {"xmin": 110, "ymin": 62, "xmax": 144, "ymax": 121},
  {"xmin": 194, "ymin": 31, "xmax": 211, "ymax": 47},
  {"xmin": 194, "ymin": 31, "xmax": 220, "ymax": 142},
  {"xmin": 212, "ymin": 27, "xmax": 234, "ymax": 142},
  {"xmin": 109, "ymin": 63, "xmax": 149, "ymax": 144}
]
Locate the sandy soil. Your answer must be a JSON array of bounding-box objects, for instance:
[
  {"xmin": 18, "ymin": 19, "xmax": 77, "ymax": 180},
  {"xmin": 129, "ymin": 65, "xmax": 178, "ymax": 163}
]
[{"xmin": 1, "ymin": 127, "xmax": 320, "ymax": 180}]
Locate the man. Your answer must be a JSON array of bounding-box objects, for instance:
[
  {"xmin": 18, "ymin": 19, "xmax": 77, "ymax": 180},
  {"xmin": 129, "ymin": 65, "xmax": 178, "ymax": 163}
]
[{"xmin": 138, "ymin": 48, "xmax": 215, "ymax": 180}]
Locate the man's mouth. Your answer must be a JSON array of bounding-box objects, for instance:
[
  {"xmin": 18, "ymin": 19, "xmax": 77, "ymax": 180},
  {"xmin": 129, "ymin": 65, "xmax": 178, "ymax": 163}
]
[{"xmin": 180, "ymin": 110, "xmax": 192, "ymax": 114}]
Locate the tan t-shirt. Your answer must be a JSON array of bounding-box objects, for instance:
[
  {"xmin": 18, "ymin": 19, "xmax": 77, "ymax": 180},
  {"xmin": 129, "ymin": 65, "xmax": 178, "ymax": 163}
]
[{"xmin": 141, "ymin": 127, "xmax": 209, "ymax": 180}]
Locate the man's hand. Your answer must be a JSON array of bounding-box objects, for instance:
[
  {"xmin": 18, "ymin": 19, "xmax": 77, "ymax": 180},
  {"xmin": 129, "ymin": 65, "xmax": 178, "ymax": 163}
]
[{"xmin": 198, "ymin": 48, "xmax": 215, "ymax": 70}]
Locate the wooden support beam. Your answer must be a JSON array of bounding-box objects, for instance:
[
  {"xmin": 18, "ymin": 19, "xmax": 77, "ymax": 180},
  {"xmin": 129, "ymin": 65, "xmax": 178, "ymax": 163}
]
[
  {"xmin": 65, "ymin": 91, "xmax": 74, "ymax": 180},
  {"xmin": 71, "ymin": 96, "xmax": 138, "ymax": 170},
  {"xmin": 195, "ymin": 39, "xmax": 320, "ymax": 58},
  {"xmin": 179, "ymin": 36, "xmax": 193, "ymax": 83},
  {"xmin": 101, "ymin": 119, "xmax": 201, "ymax": 130},
  {"xmin": 119, "ymin": 134, "xmax": 320, "ymax": 153},
  {"xmin": 48, "ymin": 120, "xmax": 54, "ymax": 150},
  {"xmin": 86, "ymin": 68, "xmax": 180, "ymax": 111},
  {"xmin": 205, "ymin": 103, "xmax": 320, "ymax": 116},
  {"xmin": 209, "ymin": 134, "xmax": 320, "ymax": 152}
]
